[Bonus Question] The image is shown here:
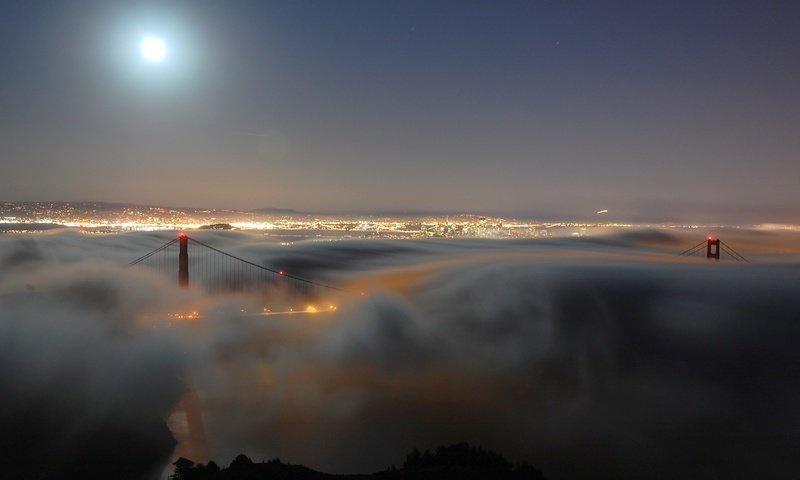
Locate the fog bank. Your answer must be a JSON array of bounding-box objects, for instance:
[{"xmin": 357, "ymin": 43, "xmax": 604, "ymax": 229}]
[{"xmin": 1, "ymin": 229, "xmax": 799, "ymax": 479}]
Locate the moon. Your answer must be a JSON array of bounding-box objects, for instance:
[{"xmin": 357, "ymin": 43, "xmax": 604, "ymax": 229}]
[{"xmin": 140, "ymin": 36, "xmax": 167, "ymax": 62}]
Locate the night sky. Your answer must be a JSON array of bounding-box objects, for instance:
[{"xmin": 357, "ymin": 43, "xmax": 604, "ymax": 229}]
[{"xmin": 2, "ymin": 1, "xmax": 799, "ymax": 222}]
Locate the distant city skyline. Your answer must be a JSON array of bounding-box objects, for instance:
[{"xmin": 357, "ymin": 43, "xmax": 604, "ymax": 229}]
[
  {"xmin": 2, "ymin": 1, "xmax": 799, "ymax": 224},
  {"xmin": 4, "ymin": 200, "xmax": 798, "ymax": 231}
]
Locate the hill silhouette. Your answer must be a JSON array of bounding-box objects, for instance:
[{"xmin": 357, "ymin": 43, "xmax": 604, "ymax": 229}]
[{"xmin": 170, "ymin": 443, "xmax": 546, "ymax": 480}]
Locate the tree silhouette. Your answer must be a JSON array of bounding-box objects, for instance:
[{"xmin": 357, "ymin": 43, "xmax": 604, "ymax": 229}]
[
  {"xmin": 167, "ymin": 443, "xmax": 546, "ymax": 479},
  {"xmin": 170, "ymin": 457, "xmax": 195, "ymax": 480}
]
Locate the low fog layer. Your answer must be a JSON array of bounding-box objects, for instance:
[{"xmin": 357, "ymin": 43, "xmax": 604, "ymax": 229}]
[{"xmin": 1, "ymin": 229, "xmax": 799, "ymax": 479}]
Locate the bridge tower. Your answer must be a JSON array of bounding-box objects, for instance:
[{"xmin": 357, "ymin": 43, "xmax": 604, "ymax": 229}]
[
  {"xmin": 179, "ymin": 232, "xmax": 189, "ymax": 287},
  {"xmin": 706, "ymin": 237, "xmax": 720, "ymax": 260}
]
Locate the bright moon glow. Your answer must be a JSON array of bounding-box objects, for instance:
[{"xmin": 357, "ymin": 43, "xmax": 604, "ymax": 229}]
[{"xmin": 140, "ymin": 36, "xmax": 167, "ymax": 62}]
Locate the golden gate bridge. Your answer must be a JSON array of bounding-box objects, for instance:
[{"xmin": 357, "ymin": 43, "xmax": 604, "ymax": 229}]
[
  {"xmin": 678, "ymin": 236, "xmax": 748, "ymax": 262},
  {"xmin": 129, "ymin": 232, "xmax": 749, "ymax": 301},
  {"xmin": 128, "ymin": 232, "xmax": 351, "ymax": 465},
  {"xmin": 128, "ymin": 232, "xmax": 346, "ymax": 297}
]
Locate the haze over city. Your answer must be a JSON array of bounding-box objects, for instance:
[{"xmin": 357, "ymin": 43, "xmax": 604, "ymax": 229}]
[{"xmin": 1, "ymin": 2, "xmax": 799, "ymax": 480}]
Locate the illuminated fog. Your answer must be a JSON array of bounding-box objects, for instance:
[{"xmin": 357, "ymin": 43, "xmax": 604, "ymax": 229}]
[{"xmin": 1, "ymin": 229, "xmax": 799, "ymax": 479}]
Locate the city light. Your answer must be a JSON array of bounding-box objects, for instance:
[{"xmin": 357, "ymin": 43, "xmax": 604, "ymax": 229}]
[{"xmin": 0, "ymin": 202, "xmax": 662, "ymax": 238}]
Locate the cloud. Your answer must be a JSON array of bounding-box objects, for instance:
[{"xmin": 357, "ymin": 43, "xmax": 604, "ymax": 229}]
[
  {"xmin": 1, "ymin": 229, "xmax": 799, "ymax": 479},
  {"xmin": 0, "ymin": 238, "xmax": 192, "ymax": 479},
  {"xmin": 173, "ymin": 231, "xmax": 800, "ymax": 478}
]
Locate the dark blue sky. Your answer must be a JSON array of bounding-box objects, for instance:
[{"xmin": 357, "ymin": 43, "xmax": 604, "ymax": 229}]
[{"xmin": 1, "ymin": 1, "xmax": 799, "ymax": 222}]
